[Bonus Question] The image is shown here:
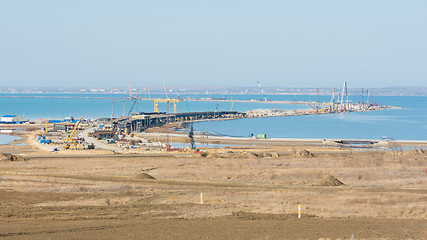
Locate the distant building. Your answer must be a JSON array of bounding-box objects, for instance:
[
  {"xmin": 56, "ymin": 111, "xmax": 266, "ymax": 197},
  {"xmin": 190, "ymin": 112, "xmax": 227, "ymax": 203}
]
[
  {"xmin": 93, "ymin": 130, "xmax": 115, "ymax": 140},
  {"xmin": 1, "ymin": 115, "xmax": 23, "ymax": 122},
  {"xmin": 53, "ymin": 123, "xmax": 77, "ymax": 132},
  {"xmin": 53, "ymin": 124, "xmax": 66, "ymax": 131}
]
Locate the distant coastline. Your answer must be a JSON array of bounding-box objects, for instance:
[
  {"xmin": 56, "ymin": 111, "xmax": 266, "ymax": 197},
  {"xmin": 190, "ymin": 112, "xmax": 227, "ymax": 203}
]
[{"xmin": 1, "ymin": 86, "xmax": 427, "ymax": 96}]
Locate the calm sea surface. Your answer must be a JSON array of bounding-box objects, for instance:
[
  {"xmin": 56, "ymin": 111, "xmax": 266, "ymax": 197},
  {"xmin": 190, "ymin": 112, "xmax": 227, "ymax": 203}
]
[
  {"xmin": 195, "ymin": 96, "xmax": 427, "ymax": 140},
  {"xmin": 0, "ymin": 134, "xmax": 19, "ymax": 145},
  {"xmin": 0, "ymin": 93, "xmax": 426, "ymax": 141}
]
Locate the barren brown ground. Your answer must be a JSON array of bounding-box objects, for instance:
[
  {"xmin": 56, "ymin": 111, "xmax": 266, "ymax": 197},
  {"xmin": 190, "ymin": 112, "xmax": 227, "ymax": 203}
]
[{"xmin": 0, "ymin": 137, "xmax": 426, "ymax": 239}]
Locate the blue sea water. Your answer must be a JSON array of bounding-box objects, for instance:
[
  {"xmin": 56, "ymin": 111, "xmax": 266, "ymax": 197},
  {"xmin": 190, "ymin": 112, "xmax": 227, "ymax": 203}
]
[
  {"xmin": 0, "ymin": 134, "xmax": 19, "ymax": 145},
  {"xmin": 194, "ymin": 96, "xmax": 427, "ymax": 140},
  {"xmin": 0, "ymin": 93, "xmax": 426, "ymax": 140},
  {"xmin": 0, "ymin": 93, "xmax": 307, "ymax": 120}
]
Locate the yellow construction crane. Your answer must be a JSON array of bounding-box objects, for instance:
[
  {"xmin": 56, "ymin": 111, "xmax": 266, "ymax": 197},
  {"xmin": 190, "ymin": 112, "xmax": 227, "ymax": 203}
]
[
  {"xmin": 154, "ymin": 99, "xmax": 181, "ymax": 113},
  {"xmin": 66, "ymin": 117, "xmax": 83, "ymax": 142},
  {"xmin": 45, "ymin": 121, "xmax": 49, "ymax": 134},
  {"xmin": 318, "ymin": 107, "xmax": 330, "ymax": 113}
]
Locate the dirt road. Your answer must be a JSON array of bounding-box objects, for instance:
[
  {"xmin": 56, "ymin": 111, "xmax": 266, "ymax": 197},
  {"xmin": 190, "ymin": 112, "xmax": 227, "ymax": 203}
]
[{"xmin": 1, "ymin": 215, "xmax": 425, "ymax": 240}]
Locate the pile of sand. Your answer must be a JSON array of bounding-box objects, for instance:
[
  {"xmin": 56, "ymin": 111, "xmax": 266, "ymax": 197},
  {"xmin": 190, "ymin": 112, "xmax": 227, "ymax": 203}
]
[
  {"xmin": 202, "ymin": 151, "xmax": 280, "ymax": 159},
  {"xmin": 414, "ymin": 149, "xmax": 425, "ymax": 155},
  {"xmin": 135, "ymin": 173, "xmax": 155, "ymax": 180},
  {"xmin": 234, "ymin": 151, "xmax": 280, "ymax": 159},
  {"xmin": 316, "ymin": 175, "xmax": 344, "ymax": 186},
  {"xmin": 296, "ymin": 150, "xmax": 314, "ymax": 158},
  {"xmin": 237, "ymin": 152, "xmax": 258, "ymax": 158},
  {"xmin": 0, "ymin": 153, "xmax": 27, "ymax": 162}
]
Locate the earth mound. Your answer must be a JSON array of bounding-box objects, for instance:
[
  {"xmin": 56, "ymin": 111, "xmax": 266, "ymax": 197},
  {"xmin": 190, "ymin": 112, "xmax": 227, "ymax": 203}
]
[
  {"xmin": 316, "ymin": 175, "xmax": 344, "ymax": 186},
  {"xmin": 135, "ymin": 173, "xmax": 155, "ymax": 180},
  {"xmin": 234, "ymin": 151, "xmax": 280, "ymax": 159},
  {"xmin": 414, "ymin": 149, "xmax": 425, "ymax": 155},
  {"xmin": 296, "ymin": 150, "xmax": 314, "ymax": 158},
  {"xmin": 0, "ymin": 153, "xmax": 28, "ymax": 162},
  {"xmin": 202, "ymin": 150, "xmax": 280, "ymax": 159},
  {"xmin": 237, "ymin": 152, "xmax": 259, "ymax": 158}
]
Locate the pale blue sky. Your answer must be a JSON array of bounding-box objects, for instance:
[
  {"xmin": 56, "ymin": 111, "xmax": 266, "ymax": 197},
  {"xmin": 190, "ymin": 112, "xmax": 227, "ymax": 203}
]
[{"xmin": 0, "ymin": 1, "xmax": 426, "ymax": 88}]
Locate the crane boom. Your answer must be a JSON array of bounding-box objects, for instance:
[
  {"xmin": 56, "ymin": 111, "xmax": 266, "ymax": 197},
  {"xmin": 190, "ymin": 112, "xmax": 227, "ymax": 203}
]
[
  {"xmin": 127, "ymin": 99, "xmax": 137, "ymax": 117},
  {"xmin": 67, "ymin": 117, "xmax": 83, "ymax": 142},
  {"xmin": 330, "ymin": 88, "xmax": 335, "ymax": 107},
  {"xmin": 257, "ymin": 81, "xmax": 268, "ymax": 101}
]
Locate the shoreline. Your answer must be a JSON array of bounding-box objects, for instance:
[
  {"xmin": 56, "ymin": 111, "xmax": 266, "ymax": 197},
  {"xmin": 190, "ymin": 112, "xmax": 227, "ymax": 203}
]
[
  {"xmin": 2, "ymin": 120, "xmax": 427, "ymax": 151},
  {"xmin": 167, "ymin": 122, "xmax": 427, "ymax": 145},
  {"xmin": 140, "ymin": 124, "xmax": 427, "ymax": 150},
  {"xmin": 141, "ymin": 131, "xmax": 427, "ymax": 146}
]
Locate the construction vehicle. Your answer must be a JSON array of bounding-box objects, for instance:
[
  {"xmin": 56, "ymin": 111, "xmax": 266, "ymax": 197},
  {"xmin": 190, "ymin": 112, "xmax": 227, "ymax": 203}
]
[
  {"xmin": 64, "ymin": 142, "xmax": 78, "ymax": 150},
  {"xmin": 64, "ymin": 117, "xmax": 83, "ymax": 149},
  {"xmin": 318, "ymin": 107, "xmax": 329, "ymax": 113},
  {"xmin": 66, "ymin": 117, "xmax": 83, "ymax": 142}
]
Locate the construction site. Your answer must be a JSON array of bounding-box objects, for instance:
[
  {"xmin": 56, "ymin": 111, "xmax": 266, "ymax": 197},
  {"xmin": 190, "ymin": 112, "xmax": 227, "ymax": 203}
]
[
  {"xmin": 6, "ymin": 81, "xmax": 397, "ymax": 155},
  {"xmin": 0, "ymin": 82, "xmax": 425, "ymax": 240}
]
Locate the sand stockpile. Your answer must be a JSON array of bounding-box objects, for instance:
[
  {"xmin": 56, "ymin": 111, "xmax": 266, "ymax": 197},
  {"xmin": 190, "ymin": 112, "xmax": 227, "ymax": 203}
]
[
  {"xmin": 412, "ymin": 149, "xmax": 425, "ymax": 155},
  {"xmin": 202, "ymin": 151, "xmax": 280, "ymax": 159},
  {"xmin": 0, "ymin": 153, "xmax": 28, "ymax": 162},
  {"xmin": 135, "ymin": 173, "xmax": 155, "ymax": 180},
  {"xmin": 316, "ymin": 175, "xmax": 345, "ymax": 186},
  {"xmin": 234, "ymin": 151, "xmax": 280, "ymax": 159},
  {"xmin": 296, "ymin": 150, "xmax": 314, "ymax": 158}
]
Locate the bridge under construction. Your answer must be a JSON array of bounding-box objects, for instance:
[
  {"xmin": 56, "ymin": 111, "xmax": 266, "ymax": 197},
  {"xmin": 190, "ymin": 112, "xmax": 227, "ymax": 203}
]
[{"xmin": 113, "ymin": 111, "xmax": 245, "ymax": 134}]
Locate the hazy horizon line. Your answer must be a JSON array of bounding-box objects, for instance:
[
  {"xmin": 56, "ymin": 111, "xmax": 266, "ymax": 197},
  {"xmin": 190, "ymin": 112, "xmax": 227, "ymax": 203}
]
[{"xmin": 1, "ymin": 85, "xmax": 427, "ymax": 90}]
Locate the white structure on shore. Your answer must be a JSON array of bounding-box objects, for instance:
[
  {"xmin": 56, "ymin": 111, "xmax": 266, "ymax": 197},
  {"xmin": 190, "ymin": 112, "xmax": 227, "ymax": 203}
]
[{"xmin": 1, "ymin": 115, "xmax": 23, "ymax": 122}]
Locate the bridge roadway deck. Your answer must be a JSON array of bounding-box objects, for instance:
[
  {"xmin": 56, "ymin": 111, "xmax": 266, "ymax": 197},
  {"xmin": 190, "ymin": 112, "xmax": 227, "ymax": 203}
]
[{"xmin": 115, "ymin": 111, "xmax": 245, "ymax": 133}]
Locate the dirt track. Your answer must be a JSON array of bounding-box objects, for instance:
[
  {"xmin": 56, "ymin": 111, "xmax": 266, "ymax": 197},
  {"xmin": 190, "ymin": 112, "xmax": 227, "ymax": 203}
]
[
  {"xmin": 0, "ymin": 142, "xmax": 426, "ymax": 239},
  {"xmin": 1, "ymin": 215, "xmax": 425, "ymax": 240}
]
